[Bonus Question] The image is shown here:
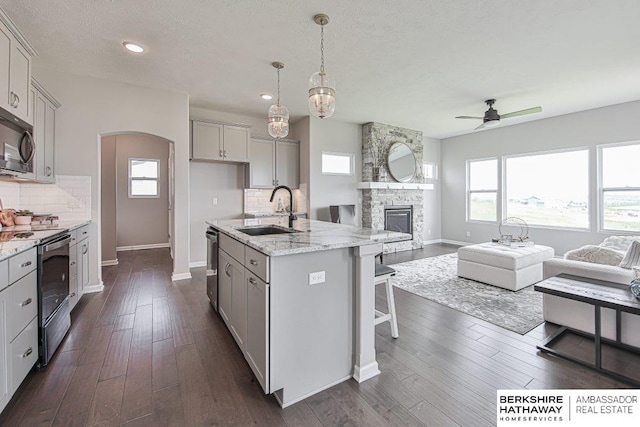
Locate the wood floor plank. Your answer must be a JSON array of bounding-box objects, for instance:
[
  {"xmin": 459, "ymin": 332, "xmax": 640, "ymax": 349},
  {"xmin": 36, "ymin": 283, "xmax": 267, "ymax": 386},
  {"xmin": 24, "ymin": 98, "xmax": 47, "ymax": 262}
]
[
  {"xmin": 100, "ymin": 329, "xmax": 133, "ymax": 381},
  {"xmin": 130, "ymin": 304, "xmax": 153, "ymax": 356},
  {"xmin": 409, "ymin": 400, "xmax": 462, "ymax": 427},
  {"xmin": 152, "ymin": 297, "xmax": 173, "ymax": 342},
  {"xmin": 151, "ymin": 338, "xmax": 179, "ymax": 391},
  {"xmin": 346, "ymin": 380, "xmax": 425, "ymax": 427},
  {"xmin": 79, "ymin": 323, "xmax": 115, "ymax": 366},
  {"xmin": 88, "ymin": 375, "xmax": 126, "ymax": 426},
  {"xmin": 114, "ymin": 313, "xmax": 136, "ymax": 331},
  {"xmin": 175, "ymin": 343, "xmax": 220, "ymax": 426},
  {"xmin": 52, "ymin": 361, "xmax": 102, "ymax": 427},
  {"xmin": 280, "ymin": 402, "xmax": 323, "ymax": 427},
  {"xmin": 151, "ymin": 384, "xmax": 185, "ymax": 426},
  {"xmin": 121, "ymin": 348, "xmax": 153, "ymax": 423}
]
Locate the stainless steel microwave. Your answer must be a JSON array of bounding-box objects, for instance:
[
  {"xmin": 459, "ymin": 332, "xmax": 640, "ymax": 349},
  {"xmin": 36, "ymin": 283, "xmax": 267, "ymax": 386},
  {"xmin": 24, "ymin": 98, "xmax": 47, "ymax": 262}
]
[{"xmin": 0, "ymin": 106, "xmax": 34, "ymax": 175}]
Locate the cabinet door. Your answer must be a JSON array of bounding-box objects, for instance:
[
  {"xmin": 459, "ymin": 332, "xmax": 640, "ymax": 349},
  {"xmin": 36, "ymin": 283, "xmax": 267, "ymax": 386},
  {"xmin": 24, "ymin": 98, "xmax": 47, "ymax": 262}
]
[
  {"xmin": 9, "ymin": 42, "xmax": 31, "ymax": 123},
  {"xmin": 229, "ymin": 256, "xmax": 246, "ymax": 349},
  {"xmin": 218, "ymin": 250, "xmax": 233, "ymax": 325},
  {"xmin": 0, "ymin": 296, "xmax": 9, "ymax": 413},
  {"xmin": 245, "ymin": 272, "xmax": 269, "ymax": 393},
  {"xmin": 191, "ymin": 120, "xmax": 223, "ymax": 160},
  {"xmin": 0, "ymin": 25, "xmax": 11, "ymax": 117},
  {"xmin": 34, "ymin": 94, "xmax": 47, "ymax": 181},
  {"xmin": 80, "ymin": 241, "xmax": 89, "ymax": 289},
  {"xmin": 275, "ymin": 141, "xmax": 299, "ymax": 189},
  {"xmin": 249, "ymin": 139, "xmax": 275, "ymax": 188},
  {"xmin": 43, "ymin": 103, "xmax": 55, "ymax": 182},
  {"xmin": 222, "ymin": 125, "xmax": 250, "ymax": 163}
]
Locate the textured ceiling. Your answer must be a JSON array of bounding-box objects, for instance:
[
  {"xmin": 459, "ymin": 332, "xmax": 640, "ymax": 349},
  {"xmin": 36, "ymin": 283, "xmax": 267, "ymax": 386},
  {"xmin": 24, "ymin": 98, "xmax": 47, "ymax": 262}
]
[{"xmin": 3, "ymin": 0, "xmax": 640, "ymax": 138}]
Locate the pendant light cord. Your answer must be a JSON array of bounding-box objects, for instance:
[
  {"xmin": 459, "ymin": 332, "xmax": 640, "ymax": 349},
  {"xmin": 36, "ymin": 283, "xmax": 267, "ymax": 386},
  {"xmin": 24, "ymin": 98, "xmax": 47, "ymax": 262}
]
[
  {"xmin": 320, "ymin": 24, "xmax": 325, "ymax": 73},
  {"xmin": 277, "ymin": 67, "xmax": 281, "ymax": 105}
]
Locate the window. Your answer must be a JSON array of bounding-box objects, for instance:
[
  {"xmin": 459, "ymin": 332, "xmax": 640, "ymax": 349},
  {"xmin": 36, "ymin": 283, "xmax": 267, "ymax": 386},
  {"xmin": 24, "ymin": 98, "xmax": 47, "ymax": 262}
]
[
  {"xmin": 129, "ymin": 158, "xmax": 160, "ymax": 198},
  {"xmin": 322, "ymin": 152, "xmax": 354, "ymax": 175},
  {"xmin": 600, "ymin": 142, "xmax": 640, "ymax": 232},
  {"xmin": 504, "ymin": 149, "xmax": 589, "ymax": 229},
  {"xmin": 467, "ymin": 158, "xmax": 498, "ymax": 222},
  {"xmin": 423, "ymin": 161, "xmax": 438, "ymax": 180}
]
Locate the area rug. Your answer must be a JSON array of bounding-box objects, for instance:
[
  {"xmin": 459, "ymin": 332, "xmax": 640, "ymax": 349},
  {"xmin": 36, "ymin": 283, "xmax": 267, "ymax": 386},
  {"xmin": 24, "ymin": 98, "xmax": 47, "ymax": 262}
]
[{"xmin": 390, "ymin": 253, "xmax": 543, "ymax": 335}]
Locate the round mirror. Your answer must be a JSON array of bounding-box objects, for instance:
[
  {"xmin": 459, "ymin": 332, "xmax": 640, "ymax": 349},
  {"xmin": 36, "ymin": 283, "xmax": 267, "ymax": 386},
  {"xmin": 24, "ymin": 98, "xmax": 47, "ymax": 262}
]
[{"xmin": 387, "ymin": 142, "xmax": 416, "ymax": 182}]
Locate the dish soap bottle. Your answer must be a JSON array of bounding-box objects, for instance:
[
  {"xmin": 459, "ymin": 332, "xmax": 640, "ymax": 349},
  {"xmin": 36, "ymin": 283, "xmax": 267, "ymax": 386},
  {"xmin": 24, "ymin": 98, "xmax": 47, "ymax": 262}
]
[{"xmin": 276, "ymin": 197, "xmax": 283, "ymax": 213}]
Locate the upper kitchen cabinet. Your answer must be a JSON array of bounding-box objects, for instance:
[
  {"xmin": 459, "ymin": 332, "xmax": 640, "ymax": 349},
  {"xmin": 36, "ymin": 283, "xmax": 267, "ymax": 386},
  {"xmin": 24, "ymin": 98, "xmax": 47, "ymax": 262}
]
[
  {"xmin": 31, "ymin": 78, "xmax": 61, "ymax": 183},
  {"xmin": 191, "ymin": 119, "xmax": 251, "ymax": 163},
  {"xmin": 248, "ymin": 137, "xmax": 299, "ymax": 189},
  {"xmin": 0, "ymin": 10, "xmax": 36, "ymax": 125}
]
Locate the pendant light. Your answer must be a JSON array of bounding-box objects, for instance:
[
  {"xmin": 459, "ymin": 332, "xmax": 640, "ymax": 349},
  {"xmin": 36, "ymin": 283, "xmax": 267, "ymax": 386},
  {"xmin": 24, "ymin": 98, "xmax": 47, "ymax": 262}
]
[
  {"xmin": 268, "ymin": 61, "xmax": 290, "ymax": 138},
  {"xmin": 308, "ymin": 13, "xmax": 335, "ymax": 119}
]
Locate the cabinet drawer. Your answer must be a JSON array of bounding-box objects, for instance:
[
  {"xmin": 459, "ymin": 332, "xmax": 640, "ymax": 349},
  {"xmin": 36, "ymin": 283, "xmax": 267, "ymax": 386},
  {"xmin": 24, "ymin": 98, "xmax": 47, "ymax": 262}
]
[
  {"xmin": 245, "ymin": 246, "xmax": 269, "ymax": 283},
  {"xmin": 9, "ymin": 247, "xmax": 37, "ymax": 283},
  {"xmin": 0, "ymin": 259, "xmax": 8, "ymax": 292},
  {"xmin": 6, "ymin": 270, "xmax": 38, "ymax": 342},
  {"xmin": 9, "ymin": 316, "xmax": 38, "ymax": 395},
  {"xmin": 76, "ymin": 225, "xmax": 90, "ymax": 243},
  {"xmin": 219, "ymin": 234, "xmax": 244, "ymax": 264}
]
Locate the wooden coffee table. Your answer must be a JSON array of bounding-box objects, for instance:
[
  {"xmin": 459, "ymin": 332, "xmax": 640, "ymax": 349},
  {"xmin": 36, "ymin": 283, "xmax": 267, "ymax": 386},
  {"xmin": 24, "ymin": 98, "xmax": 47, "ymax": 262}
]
[{"xmin": 535, "ymin": 274, "xmax": 640, "ymax": 386}]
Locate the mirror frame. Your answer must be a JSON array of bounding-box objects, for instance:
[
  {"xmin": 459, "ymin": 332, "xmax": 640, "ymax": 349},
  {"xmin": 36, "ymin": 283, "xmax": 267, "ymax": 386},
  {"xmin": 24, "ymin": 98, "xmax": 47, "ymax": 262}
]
[{"xmin": 387, "ymin": 142, "xmax": 416, "ymax": 182}]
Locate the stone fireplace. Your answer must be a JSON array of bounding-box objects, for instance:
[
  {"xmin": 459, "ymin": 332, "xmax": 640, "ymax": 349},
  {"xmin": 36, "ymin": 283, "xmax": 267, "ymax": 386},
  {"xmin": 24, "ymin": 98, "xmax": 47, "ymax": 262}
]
[{"xmin": 360, "ymin": 122, "xmax": 425, "ymax": 253}]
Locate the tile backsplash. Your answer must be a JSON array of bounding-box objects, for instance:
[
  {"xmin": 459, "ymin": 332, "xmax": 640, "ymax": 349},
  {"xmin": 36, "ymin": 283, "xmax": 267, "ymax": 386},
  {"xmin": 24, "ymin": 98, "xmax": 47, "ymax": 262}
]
[
  {"xmin": 0, "ymin": 175, "xmax": 91, "ymax": 221},
  {"xmin": 244, "ymin": 184, "xmax": 308, "ymax": 215}
]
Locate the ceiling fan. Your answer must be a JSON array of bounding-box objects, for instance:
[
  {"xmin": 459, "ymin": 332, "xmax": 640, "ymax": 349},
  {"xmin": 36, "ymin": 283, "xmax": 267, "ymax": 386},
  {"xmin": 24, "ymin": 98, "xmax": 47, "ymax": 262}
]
[{"xmin": 456, "ymin": 99, "xmax": 542, "ymax": 130}]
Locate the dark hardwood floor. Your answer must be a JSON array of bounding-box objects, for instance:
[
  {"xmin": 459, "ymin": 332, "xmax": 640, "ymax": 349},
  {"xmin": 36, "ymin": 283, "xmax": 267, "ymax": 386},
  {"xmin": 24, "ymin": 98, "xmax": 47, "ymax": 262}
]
[{"xmin": 0, "ymin": 245, "xmax": 635, "ymax": 426}]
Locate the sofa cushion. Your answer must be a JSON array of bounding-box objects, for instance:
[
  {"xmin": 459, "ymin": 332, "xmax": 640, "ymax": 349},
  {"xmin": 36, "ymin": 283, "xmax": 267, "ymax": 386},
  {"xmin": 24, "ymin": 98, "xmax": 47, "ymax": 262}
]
[
  {"xmin": 619, "ymin": 240, "xmax": 640, "ymax": 269},
  {"xmin": 564, "ymin": 245, "xmax": 624, "ymax": 266},
  {"xmin": 457, "ymin": 243, "xmax": 554, "ymax": 270},
  {"xmin": 599, "ymin": 235, "xmax": 640, "ymax": 252}
]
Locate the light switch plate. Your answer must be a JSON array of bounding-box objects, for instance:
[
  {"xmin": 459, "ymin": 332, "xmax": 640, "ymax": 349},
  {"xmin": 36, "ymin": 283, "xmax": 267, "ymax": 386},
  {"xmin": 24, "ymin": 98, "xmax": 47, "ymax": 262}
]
[
  {"xmin": 212, "ymin": 197, "xmax": 218, "ymax": 206},
  {"xmin": 309, "ymin": 271, "xmax": 326, "ymax": 285}
]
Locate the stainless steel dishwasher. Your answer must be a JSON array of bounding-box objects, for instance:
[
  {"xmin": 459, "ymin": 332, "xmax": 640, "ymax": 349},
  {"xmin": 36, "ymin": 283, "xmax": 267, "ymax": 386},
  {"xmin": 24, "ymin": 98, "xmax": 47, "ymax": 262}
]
[{"xmin": 205, "ymin": 227, "xmax": 219, "ymax": 311}]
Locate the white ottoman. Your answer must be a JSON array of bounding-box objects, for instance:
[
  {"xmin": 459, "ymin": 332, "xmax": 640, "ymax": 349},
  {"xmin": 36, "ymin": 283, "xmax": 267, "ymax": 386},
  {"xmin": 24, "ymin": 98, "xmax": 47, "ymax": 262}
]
[{"xmin": 457, "ymin": 243, "xmax": 554, "ymax": 291}]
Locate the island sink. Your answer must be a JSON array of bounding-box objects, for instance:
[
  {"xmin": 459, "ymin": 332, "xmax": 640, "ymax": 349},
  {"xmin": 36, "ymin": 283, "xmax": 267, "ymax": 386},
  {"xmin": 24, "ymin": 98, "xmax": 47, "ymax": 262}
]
[{"xmin": 236, "ymin": 225, "xmax": 300, "ymax": 236}]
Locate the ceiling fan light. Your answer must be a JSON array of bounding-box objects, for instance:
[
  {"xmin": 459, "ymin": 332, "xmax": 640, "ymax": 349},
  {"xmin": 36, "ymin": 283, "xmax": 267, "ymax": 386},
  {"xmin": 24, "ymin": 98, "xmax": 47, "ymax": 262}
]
[
  {"xmin": 268, "ymin": 104, "xmax": 290, "ymax": 138},
  {"xmin": 308, "ymin": 71, "xmax": 336, "ymax": 119},
  {"xmin": 484, "ymin": 119, "xmax": 501, "ymax": 128}
]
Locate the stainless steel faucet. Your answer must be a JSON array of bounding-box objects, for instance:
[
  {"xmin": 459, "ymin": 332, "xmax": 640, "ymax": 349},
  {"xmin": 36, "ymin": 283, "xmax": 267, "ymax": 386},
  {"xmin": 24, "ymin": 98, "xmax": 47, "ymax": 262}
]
[{"xmin": 270, "ymin": 185, "xmax": 297, "ymax": 228}]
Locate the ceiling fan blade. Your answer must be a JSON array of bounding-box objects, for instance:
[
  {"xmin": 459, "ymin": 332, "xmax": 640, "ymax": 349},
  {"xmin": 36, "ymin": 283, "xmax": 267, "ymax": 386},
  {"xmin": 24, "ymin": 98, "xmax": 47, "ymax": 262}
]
[
  {"xmin": 500, "ymin": 106, "xmax": 542, "ymax": 119},
  {"xmin": 474, "ymin": 123, "xmax": 485, "ymax": 130},
  {"xmin": 455, "ymin": 116, "xmax": 483, "ymax": 120}
]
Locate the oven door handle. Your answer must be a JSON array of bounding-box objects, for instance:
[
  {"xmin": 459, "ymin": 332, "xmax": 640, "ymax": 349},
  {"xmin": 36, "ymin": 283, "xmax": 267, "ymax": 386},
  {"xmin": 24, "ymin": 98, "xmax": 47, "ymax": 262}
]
[{"xmin": 43, "ymin": 235, "xmax": 72, "ymax": 252}]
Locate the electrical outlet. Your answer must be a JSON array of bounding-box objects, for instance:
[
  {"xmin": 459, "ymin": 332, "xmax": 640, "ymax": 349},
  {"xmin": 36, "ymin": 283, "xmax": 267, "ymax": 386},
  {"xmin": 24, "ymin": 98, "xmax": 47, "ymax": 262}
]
[
  {"xmin": 428, "ymin": 229, "xmax": 432, "ymax": 235},
  {"xmin": 466, "ymin": 231, "xmax": 471, "ymax": 237},
  {"xmin": 212, "ymin": 197, "xmax": 218, "ymax": 206},
  {"xmin": 309, "ymin": 271, "xmax": 326, "ymax": 285}
]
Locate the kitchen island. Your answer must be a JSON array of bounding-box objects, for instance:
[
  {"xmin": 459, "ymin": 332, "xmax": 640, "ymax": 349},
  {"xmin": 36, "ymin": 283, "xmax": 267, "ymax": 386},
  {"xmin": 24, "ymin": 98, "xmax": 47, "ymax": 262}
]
[{"xmin": 206, "ymin": 217, "xmax": 409, "ymax": 407}]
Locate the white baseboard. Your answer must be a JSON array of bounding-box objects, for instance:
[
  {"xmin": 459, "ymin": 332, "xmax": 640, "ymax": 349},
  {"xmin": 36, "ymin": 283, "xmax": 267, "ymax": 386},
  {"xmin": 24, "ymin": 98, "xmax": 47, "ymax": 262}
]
[
  {"xmin": 274, "ymin": 375, "xmax": 352, "ymax": 408},
  {"xmin": 83, "ymin": 281, "xmax": 104, "ymax": 294},
  {"xmin": 421, "ymin": 238, "xmax": 443, "ymax": 246},
  {"xmin": 117, "ymin": 243, "xmax": 170, "ymax": 252},
  {"xmin": 441, "ymin": 239, "xmax": 472, "ymax": 246},
  {"xmin": 189, "ymin": 261, "xmax": 206, "ymax": 268},
  {"xmin": 101, "ymin": 259, "xmax": 119, "ymax": 266},
  {"xmin": 172, "ymin": 272, "xmax": 192, "ymax": 281}
]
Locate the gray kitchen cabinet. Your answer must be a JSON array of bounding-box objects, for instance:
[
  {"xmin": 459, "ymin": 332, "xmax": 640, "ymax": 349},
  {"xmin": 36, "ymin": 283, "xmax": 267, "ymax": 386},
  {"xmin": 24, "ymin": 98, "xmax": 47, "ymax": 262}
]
[
  {"xmin": 0, "ymin": 286, "xmax": 8, "ymax": 413},
  {"xmin": 191, "ymin": 119, "xmax": 250, "ymax": 163},
  {"xmin": 32, "ymin": 78, "xmax": 60, "ymax": 183},
  {"xmin": 69, "ymin": 224, "xmax": 90, "ymax": 310},
  {"xmin": 245, "ymin": 271, "xmax": 269, "ymax": 393},
  {"xmin": 248, "ymin": 137, "xmax": 299, "ymax": 189},
  {"xmin": 218, "ymin": 247, "xmax": 246, "ymax": 349},
  {"xmin": 0, "ymin": 11, "xmax": 34, "ymax": 124}
]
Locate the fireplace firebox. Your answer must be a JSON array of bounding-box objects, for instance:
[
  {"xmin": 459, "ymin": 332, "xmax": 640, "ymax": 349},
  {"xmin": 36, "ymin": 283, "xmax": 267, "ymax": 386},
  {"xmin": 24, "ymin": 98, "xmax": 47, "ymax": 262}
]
[{"xmin": 384, "ymin": 206, "xmax": 413, "ymax": 240}]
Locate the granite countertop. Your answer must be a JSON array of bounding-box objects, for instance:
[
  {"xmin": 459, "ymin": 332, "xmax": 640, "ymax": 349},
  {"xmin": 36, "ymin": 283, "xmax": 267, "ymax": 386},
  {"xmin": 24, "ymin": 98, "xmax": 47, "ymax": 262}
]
[
  {"xmin": 0, "ymin": 219, "xmax": 91, "ymax": 261},
  {"xmin": 243, "ymin": 211, "xmax": 307, "ymax": 218},
  {"xmin": 207, "ymin": 217, "xmax": 410, "ymax": 256}
]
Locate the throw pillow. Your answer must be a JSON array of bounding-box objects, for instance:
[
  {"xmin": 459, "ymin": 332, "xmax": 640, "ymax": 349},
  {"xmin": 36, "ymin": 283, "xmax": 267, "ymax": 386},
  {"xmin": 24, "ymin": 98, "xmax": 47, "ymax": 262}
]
[
  {"xmin": 600, "ymin": 235, "xmax": 640, "ymax": 252},
  {"xmin": 619, "ymin": 240, "xmax": 640, "ymax": 269},
  {"xmin": 564, "ymin": 245, "xmax": 624, "ymax": 266}
]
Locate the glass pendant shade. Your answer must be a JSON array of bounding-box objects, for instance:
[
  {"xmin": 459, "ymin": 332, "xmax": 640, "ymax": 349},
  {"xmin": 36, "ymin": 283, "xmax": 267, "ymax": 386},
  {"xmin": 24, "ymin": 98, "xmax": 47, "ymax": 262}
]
[
  {"xmin": 308, "ymin": 71, "xmax": 336, "ymax": 119},
  {"xmin": 268, "ymin": 103, "xmax": 289, "ymax": 138}
]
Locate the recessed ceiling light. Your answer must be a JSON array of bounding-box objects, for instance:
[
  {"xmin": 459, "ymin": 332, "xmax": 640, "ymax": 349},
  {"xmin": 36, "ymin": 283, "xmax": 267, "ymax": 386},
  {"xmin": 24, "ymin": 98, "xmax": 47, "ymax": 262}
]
[
  {"xmin": 261, "ymin": 94, "xmax": 273, "ymax": 100},
  {"xmin": 123, "ymin": 42, "xmax": 145, "ymax": 53}
]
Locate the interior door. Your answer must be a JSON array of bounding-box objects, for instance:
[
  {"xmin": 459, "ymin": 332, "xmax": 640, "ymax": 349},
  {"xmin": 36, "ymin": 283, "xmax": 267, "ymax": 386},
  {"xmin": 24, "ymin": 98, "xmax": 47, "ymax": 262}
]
[{"xmin": 168, "ymin": 143, "xmax": 175, "ymax": 259}]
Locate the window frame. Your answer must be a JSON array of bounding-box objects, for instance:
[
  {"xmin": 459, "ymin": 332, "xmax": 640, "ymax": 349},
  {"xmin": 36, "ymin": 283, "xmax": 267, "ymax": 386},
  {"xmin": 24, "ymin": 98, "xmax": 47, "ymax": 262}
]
[
  {"xmin": 423, "ymin": 161, "xmax": 438, "ymax": 181},
  {"xmin": 128, "ymin": 158, "xmax": 160, "ymax": 198},
  {"xmin": 466, "ymin": 157, "xmax": 499, "ymax": 224},
  {"xmin": 597, "ymin": 140, "xmax": 640, "ymax": 234},
  {"xmin": 502, "ymin": 147, "xmax": 591, "ymax": 231},
  {"xmin": 321, "ymin": 151, "xmax": 355, "ymax": 176}
]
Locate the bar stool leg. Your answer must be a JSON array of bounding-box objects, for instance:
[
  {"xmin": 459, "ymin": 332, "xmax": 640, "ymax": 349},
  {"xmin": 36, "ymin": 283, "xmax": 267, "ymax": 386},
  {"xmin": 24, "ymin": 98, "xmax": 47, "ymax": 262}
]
[{"xmin": 384, "ymin": 278, "xmax": 399, "ymax": 338}]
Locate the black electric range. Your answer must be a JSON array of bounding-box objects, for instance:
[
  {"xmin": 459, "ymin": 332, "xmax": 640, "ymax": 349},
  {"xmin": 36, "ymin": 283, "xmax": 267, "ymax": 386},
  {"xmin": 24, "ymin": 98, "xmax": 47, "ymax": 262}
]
[{"xmin": 0, "ymin": 225, "xmax": 69, "ymax": 244}]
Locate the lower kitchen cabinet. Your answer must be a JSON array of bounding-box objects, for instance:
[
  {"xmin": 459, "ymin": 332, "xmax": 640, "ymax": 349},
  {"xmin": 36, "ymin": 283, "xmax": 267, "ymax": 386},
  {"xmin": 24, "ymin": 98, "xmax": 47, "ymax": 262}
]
[
  {"xmin": 69, "ymin": 224, "xmax": 90, "ymax": 311},
  {"xmin": 245, "ymin": 272, "xmax": 269, "ymax": 393},
  {"xmin": 0, "ymin": 248, "xmax": 38, "ymax": 413},
  {"xmin": 219, "ymin": 248, "xmax": 246, "ymax": 349}
]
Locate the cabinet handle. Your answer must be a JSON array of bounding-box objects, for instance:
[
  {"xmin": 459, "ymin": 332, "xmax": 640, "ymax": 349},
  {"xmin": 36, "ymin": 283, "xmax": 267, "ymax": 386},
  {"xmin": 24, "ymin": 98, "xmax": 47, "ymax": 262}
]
[
  {"xmin": 225, "ymin": 263, "xmax": 231, "ymax": 277},
  {"xmin": 71, "ymin": 292, "xmax": 76, "ymax": 297},
  {"xmin": 249, "ymin": 277, "xmax": 257, "ymax": 285},
  {"xmin": 21, "ymin": 261, "xmax": 32, "ymax": 268},
  {"xmin": 82, "ymin": 231, "xmax": 88, "ymax": 235},
  {"xmin": 249, "ymin": 259, "xmax": 258, "ymax": 266},
  {"xmin": 219, "ymin": 149, "xmax": 223, "ymax": 158},
  {"xmin": 45, "ymin": 166, "xmax": 52, "ymax": 176},
  {"xmin": 70, "ymin": 261, "xmax": 76, "ymax": 266},
  {"xmin": 223, "ymin": 150, "xmax": 227, "ymax": 158},
  {"xmin": 10, "ymin": 91, "xmax": 19, "ymax": 108},
  {"xmin": 82, "ymin": 244, "xmax": 88, "ymax": 255},
  {"xmin": 22, "ymin": 347, "xmax": 33, "ymax": 358},
  {"xmin": 20, "ymin": 297, "xmax": 32, "ymax": 307}
]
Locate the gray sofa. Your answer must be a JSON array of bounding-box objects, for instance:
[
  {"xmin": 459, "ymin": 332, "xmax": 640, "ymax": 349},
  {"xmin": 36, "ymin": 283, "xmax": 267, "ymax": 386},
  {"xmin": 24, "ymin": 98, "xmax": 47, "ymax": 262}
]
[{"xmin": 542, "ymin": 237, "xmax": 639, "ymax": 347}]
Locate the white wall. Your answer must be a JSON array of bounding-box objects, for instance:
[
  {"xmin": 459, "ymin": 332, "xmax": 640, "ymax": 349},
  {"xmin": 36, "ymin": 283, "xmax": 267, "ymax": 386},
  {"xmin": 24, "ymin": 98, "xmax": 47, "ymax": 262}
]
[
  {"xmin": 423, "ymin": 136, "xmax": 442, "ymax": 242},
  {"xmin": 33, "ymin": 67, "xmax": 190, "ymax": 284},
  {"xmin": 441, "ymin": 100, "xmax": 640, "ymax": 255}
]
